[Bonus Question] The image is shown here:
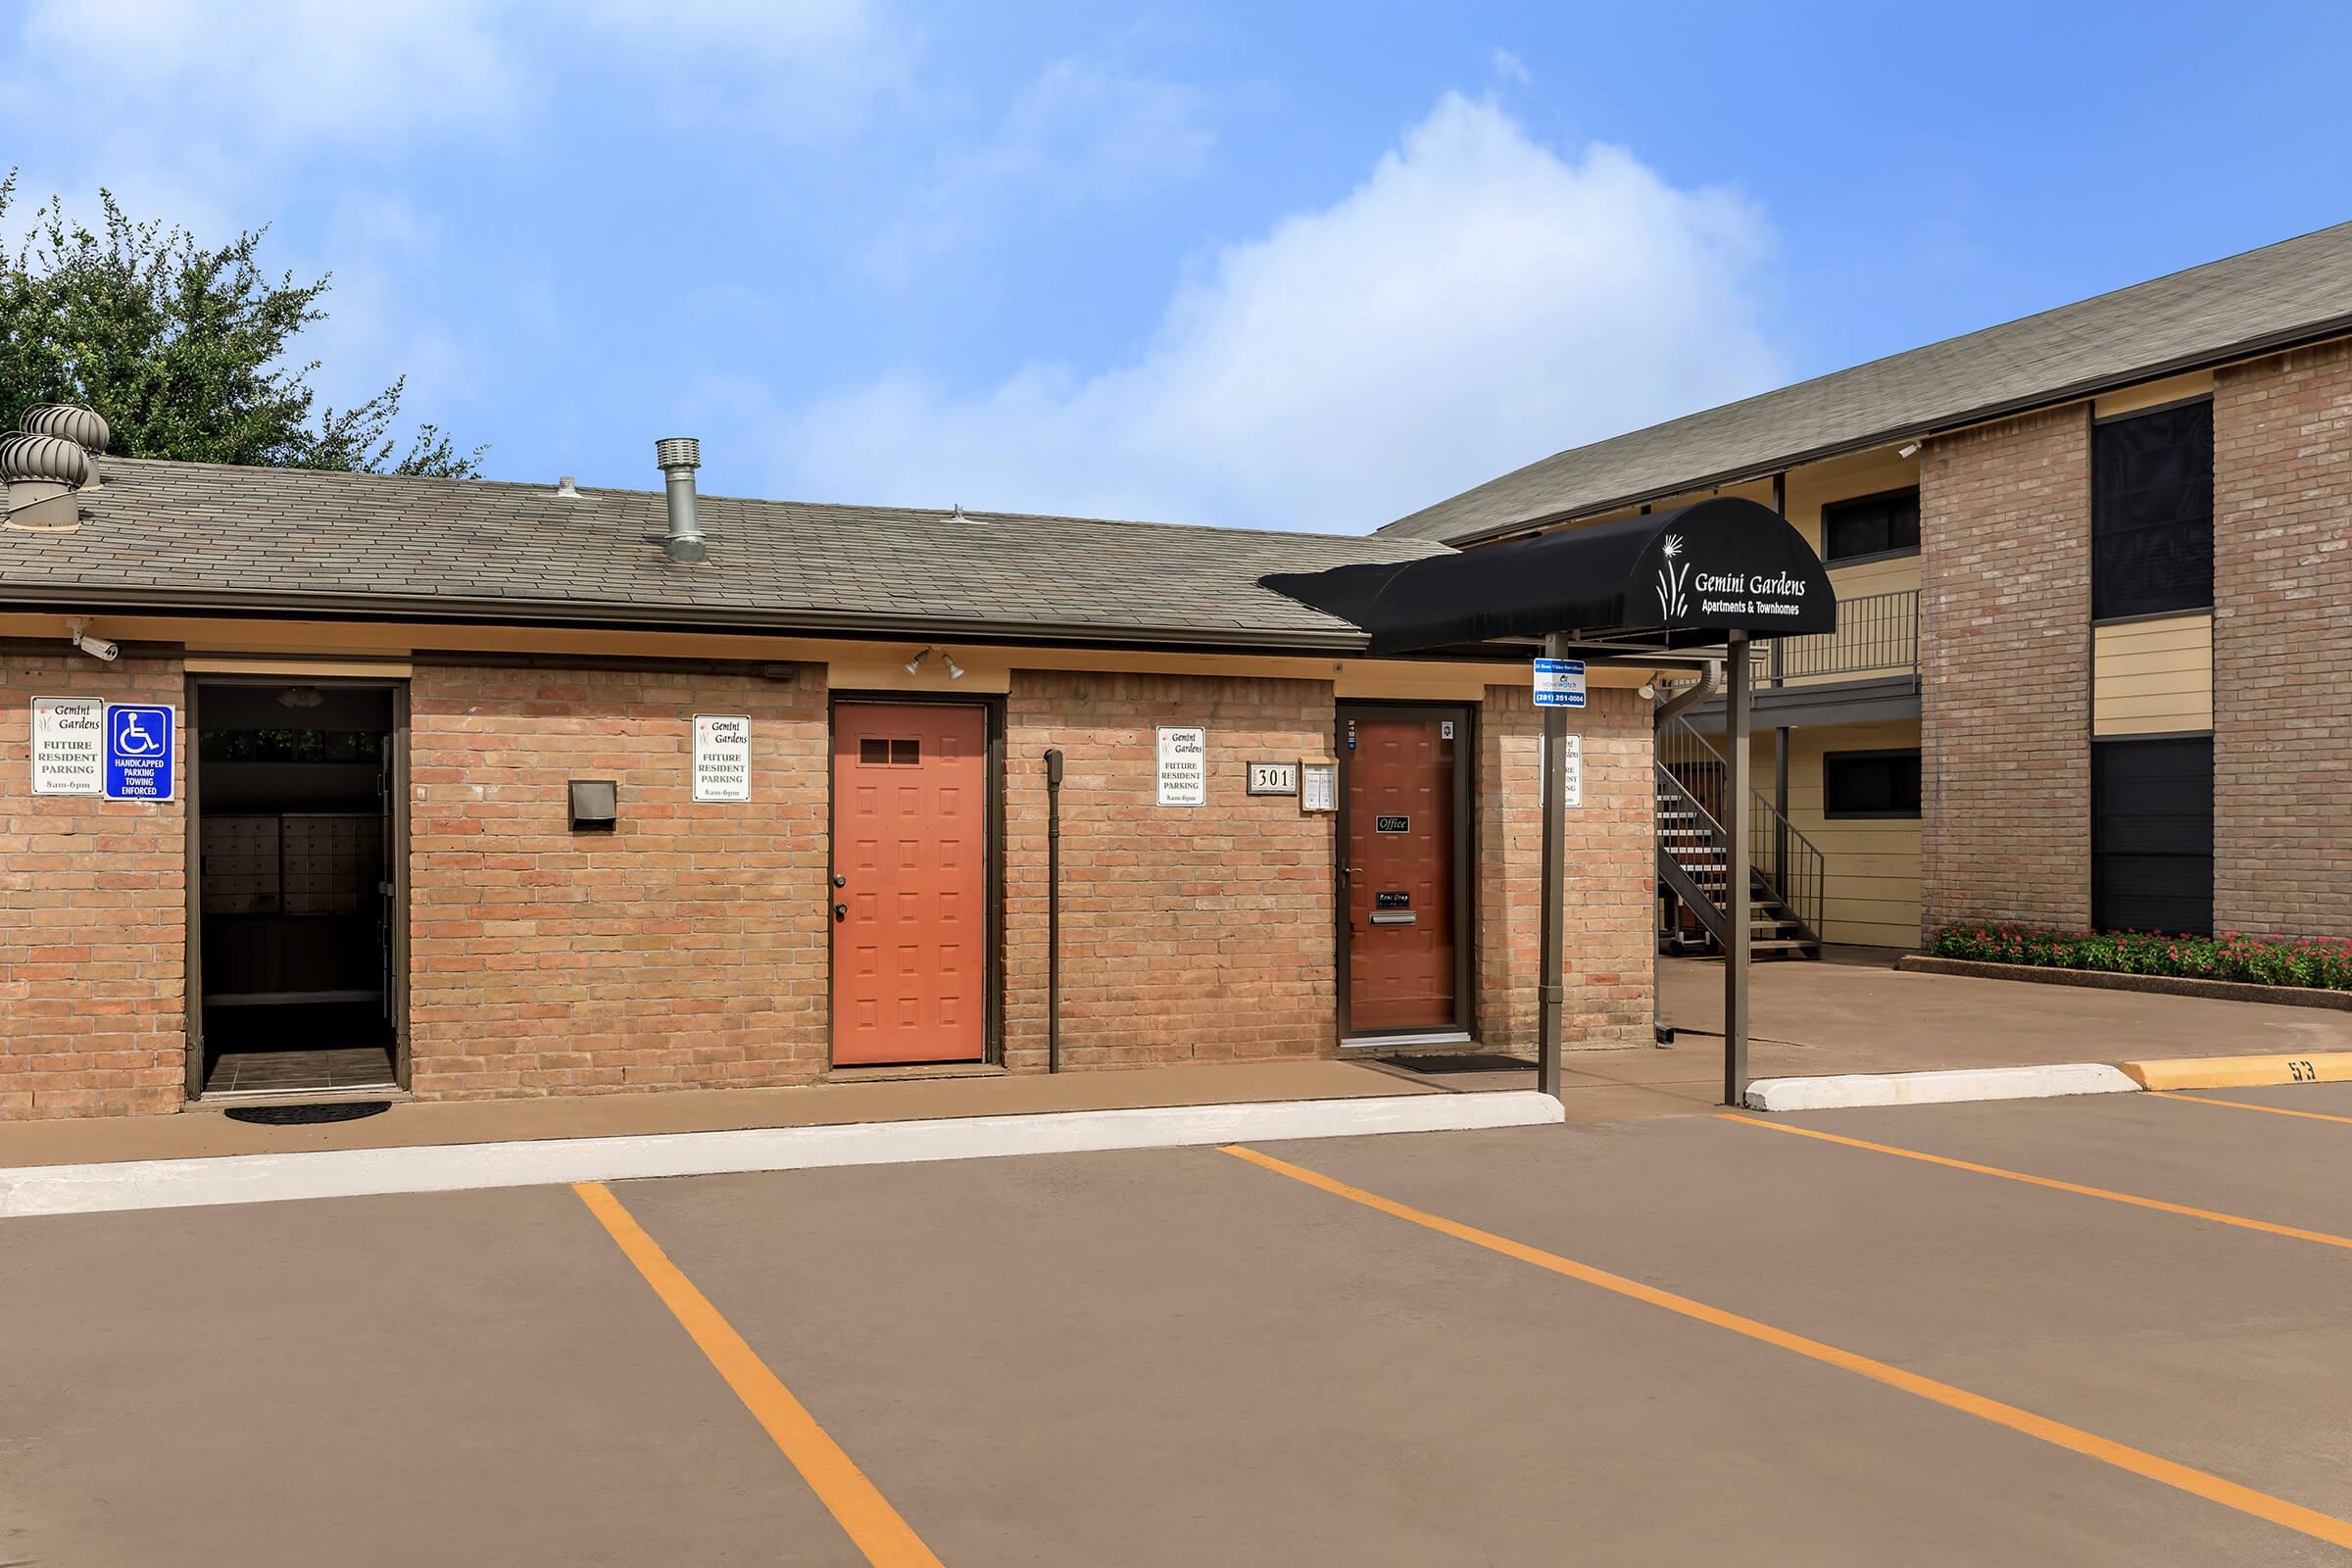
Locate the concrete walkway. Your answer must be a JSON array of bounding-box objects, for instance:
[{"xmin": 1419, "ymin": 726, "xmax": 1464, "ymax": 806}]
[{"xmin": 0, "ymin": 1059, "xmax": 1437, "ymax": 1170}]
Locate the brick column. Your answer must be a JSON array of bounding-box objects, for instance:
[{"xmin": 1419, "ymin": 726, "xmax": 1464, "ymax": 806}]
[
  {"xmin": 1475, "ymin": 684, "xmax": 1651, "ymax": 1051},
  {"xmin": 1918, "ymin": 406, "xmax": 2091, "ymax": 936},
  {"xmin": 2214, "ymin": 341, "xmax": 2352, "ymax": 937},
  {"xmin": 0, "ymin": 652, "xmax": 188, "ymax": 1118}
]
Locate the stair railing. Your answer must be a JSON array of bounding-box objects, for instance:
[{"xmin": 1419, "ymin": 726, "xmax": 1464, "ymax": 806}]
[{"xmin": 1656, "ymin": 714, "xmax": 1827, "ymax": 949}]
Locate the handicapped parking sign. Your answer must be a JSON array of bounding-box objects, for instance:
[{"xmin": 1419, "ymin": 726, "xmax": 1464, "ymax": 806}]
[{"xmin": 104, "ymin": 704, "xmax": 175, "ymax": 801}]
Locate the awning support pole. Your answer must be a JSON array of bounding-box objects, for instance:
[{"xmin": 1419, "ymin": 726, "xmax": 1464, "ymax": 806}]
[
  {"xmin": 1724, "ymin": 628, "xmax": 1752, "ymax": 1107},
  {"xmin": 1538, "ymin": 630, "xmax": 1569, "ymax": 1101}
]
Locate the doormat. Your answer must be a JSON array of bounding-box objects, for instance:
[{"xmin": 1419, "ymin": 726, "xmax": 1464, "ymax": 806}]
[
  {"xmin": 223, "ymin": 1101, "xmax": 393, "ymax": 1126},
  {"xmin": 1384, "ymin": 1053, "xmax": 1535, "ymax": 1074}
]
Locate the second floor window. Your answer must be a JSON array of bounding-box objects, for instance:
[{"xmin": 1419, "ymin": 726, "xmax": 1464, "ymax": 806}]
[
  {"xmin": 1822, "ymin": 488, "xmax": 1920, "ymax": 564},
  {"xmin": 2092, "ymin": 400, "xmax": 2212, "ymax": 619}
]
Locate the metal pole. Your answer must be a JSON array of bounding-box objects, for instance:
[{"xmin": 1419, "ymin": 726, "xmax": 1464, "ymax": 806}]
[
  {"xmin": 1724, "ymin": 630, "xmax": 1752, "ymax": 1107},
  {"xmin": 1045, "ymin": 749, "xmax": 1064, "ymax": 1073},
  {"xmin": 1538, "ymin": 630, "xmax": 1569, "ymax": 1100}
]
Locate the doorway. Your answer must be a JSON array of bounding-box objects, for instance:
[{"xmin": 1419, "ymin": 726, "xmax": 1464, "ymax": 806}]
[
  {"xmin": 187, "ymin": 680, "xmax": 406, "ymax": 1098},
  {"xmin": 1338, "ymin": 704, "xmax": 1474, "ymax": 1040},
  {"xmin": 830, "ymin": 700, "xmax": 993, "ymax": 1066}
]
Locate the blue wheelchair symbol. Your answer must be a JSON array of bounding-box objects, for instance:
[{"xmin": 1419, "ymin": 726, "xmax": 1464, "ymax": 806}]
[{"xmin": 104, "ymin": 704, "xmax": 175, "ymax": 801}]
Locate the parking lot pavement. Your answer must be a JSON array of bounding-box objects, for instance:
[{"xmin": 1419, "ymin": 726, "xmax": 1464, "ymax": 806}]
[
  {"xmin": 9, "ymin": 1087, "xmax": 2352, "ymax": 1565},
  {"xmin": 0, "ymin": 1184, "xmax": 864, "ymax": 1568}
]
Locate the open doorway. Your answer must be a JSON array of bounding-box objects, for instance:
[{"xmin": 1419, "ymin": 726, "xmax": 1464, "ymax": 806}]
[{"xmin": 189, "ymin": 680, "xmax": 406, "ymax": 1099}]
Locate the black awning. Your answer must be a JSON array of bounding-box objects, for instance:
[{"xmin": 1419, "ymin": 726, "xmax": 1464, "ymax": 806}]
[{"xmin": 1262, "ymin": 496, "xmax": 1838, "ymax": 655}]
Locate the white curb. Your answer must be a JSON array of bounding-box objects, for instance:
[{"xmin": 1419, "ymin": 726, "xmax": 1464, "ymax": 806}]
[
  {"xmin": 0, "ymin": 1090, "xmax": 1563, "ymax": 1218},
  {"xmin": 1742, "ymin": 1063, "xmax": 2139, "ymax": 1112}
]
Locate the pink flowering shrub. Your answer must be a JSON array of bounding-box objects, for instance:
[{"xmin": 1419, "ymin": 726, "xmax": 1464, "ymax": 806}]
[{"xmin": 1930, "ymin": 926, "xmax": 2352, "ymax": 991}]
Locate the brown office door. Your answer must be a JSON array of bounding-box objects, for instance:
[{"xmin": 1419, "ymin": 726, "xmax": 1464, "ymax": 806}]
[
  {"xmin": 832, "ymin": 703, "xmax": 988, "ymax": 1065},
  {"xmin": 1345, "ymin": 714, "xmax": 1458, "ymax": 1032}
]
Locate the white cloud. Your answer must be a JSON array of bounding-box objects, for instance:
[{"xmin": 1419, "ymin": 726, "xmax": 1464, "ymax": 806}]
[
  {"xmin": 780, "ymin": 92, "xmax": 1783, "ymax": 532},
  {"xmin": 1491, "ymin": 48, "xmax": 1533, "ymax": 85}
]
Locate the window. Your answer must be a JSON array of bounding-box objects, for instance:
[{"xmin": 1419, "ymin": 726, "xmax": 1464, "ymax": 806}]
[
  {"xmin": 1823, "ymin": 749, "xmax": 1921, "ymax": 818},
  {"xmin": 2093, "ymin": 401, "xmax": 2213, "ymax": 619},
  {"xmin": 2092, "ymin": 736, "xmax": 2213, "ymax": 934},
  {"xmin": 1821, "ymin": 488, "xmax": 1920, "ymax": 564},
  {"xmin": 858, "ymin": 737, "xmax": 921, "ymax": 766}
]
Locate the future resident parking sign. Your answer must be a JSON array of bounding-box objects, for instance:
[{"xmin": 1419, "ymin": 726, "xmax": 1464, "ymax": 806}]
[{"xmin": 103, "ymin": 704, "xmax": 176, "ymax": 801}]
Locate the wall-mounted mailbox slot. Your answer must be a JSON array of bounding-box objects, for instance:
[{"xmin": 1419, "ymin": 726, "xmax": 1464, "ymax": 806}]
[
  {"xmin": 1369, "ymin": 911, "xmax": 1417, "ymax": 926},
  {"xmin": 568, "ymin": 779, "xmax": 617, "ymax": 832}
]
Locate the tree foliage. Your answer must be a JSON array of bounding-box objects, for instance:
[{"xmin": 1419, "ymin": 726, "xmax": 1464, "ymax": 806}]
[{"xmin": 0, "ymin": 172, "xmax": 483, "ymax": 476}]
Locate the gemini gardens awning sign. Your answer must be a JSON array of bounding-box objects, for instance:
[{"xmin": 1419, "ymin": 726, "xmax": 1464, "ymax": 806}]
[{"xmin": 1258, "ymin": 496, "xmax": 1836, "ymax": 655}]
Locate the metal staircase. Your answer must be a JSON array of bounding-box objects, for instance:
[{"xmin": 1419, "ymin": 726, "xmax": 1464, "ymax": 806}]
[{"xmin": 1655, "ymin": 715, "xmax": 1824, "ymax": 959}]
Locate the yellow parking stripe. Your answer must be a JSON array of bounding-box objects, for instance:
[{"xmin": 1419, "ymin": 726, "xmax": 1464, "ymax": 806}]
[
  {"xmin": 1222, "ymin": 1144, "xmax": 2352, "ymax": 1552},
  {"xmin": 1717, "ymin": 1112, "xmax": 2352, "ymax": 1253},
  {"xmin": 2151, "ymin": 1090, "xmax": 2352, "ymax": 1125},
  {"xmin": 573, "ymin": 1182, "xmax": 945, "ymax": 1568}
]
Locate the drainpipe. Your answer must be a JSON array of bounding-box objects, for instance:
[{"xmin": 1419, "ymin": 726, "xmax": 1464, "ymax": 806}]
[
  {"xmin": 1045, "ymin": 749, "xmax": 1064, "ymax": 1072},
  {"xmin": 1652, "ymin": 660, "xmax": 1720, "ymax": 1046}
]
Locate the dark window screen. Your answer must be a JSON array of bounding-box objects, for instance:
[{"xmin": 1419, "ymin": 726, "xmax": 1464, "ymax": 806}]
[
  {"xmin": 2093, "ymin": 402, "xmax": 2212, "ymax": 619},
  {"xmin": 2091, "ymin": 736, "xmax": 2213, "ymax": 934},
  {"xmin": 1823, "ymin": 750, "xmax": 1921, "ymax": 818},
  {"xmin": 1822, "ymin": 489, "xmax": 1920, "ymax": 564}
]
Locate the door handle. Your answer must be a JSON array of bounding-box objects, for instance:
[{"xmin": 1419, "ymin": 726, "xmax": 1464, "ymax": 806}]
[
  {"xmin": 833, "ymin": 903, "xmax": 849, "ymax": 922},
  {"xmin": 833, "ymin": 873, "xmax": 847, "ymax": 889}
]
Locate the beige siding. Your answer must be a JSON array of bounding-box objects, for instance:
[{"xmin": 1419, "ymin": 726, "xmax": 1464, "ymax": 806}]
[
  {"xmin": 1749, "ymin": 718, "xmax": 1924, "ymax": 950},
  {"xmin": 2093, "ymin": 369, "xmax": 2215, "ymax": 419},
  {"xmin": 2092, "ymin": 613, "xmax": 2213, "ymax": 736}
]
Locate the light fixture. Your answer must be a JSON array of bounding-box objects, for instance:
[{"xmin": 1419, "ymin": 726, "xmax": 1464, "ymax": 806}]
[
  {"xmin": 65, "ymin": 617, "xmax": 118, "ymax": 662},
  {"xmin": 1897, "ymin": 440, "xmax": 1922, "ymax": 459},
  {"xmin": 276, "ymin": 685, "xmax": 324, "ymax": 710},
  {"xmin": 942, "ymin": 652, "xmax": 965, "ymax": 681},
  {"xmin": 904, "ymin": 647, "xmax": 933, "ymax": 675}
]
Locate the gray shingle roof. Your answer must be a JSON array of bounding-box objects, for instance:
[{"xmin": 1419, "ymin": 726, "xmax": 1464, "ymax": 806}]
[
  {"xmin": 3, "ymin": 459, "xmax": 1447, "ymax": 649},
  {"xmin": 1383, "ymin": 220, "xmax": 2352, "ymax": 545}
]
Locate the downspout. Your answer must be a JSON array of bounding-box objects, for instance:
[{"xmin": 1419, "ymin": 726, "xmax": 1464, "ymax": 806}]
[
  {"xmin": 1652, "ymin": 660, "xmax": 1720, "ymax": 1046},
  {"xmin": 1044, "ymin": 749, "xmax": 1064, "ymax": 1072}
]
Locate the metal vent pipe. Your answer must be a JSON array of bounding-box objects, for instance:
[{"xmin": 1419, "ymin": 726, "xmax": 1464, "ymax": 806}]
[{"xmin": 655, "ymin": 437, "xmax": 706, "ymax": 563}]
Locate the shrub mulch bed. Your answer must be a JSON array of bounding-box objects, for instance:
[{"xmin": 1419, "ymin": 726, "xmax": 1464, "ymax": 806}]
[{"xmin": 1901, "ymin": 926, "xmax": 2352, "ymax": 1011}]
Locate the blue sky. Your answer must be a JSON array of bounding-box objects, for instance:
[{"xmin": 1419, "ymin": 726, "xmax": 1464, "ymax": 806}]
[{"xmin": 5, "ymin": 1, "xmax": 2348, "ymax": 532}]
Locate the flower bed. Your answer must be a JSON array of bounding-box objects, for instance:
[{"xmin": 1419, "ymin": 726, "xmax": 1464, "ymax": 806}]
[{"xmin": 1929, "ymin": 926, "xmax": 2352, "ymax": 992}]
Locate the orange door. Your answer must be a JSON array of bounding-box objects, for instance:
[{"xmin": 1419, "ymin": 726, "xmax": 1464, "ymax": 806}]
[
  {"xmin": 1344, "ymin": 713, "xmax": 1459, "ymax": 1032},
  {"xmin": 832, "ymin": 703, "xmax": 988, "ymax": 1065}
]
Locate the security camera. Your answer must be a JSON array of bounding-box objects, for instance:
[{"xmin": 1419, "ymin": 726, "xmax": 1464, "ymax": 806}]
[{"xmin": 66, "ymin": 618, "xmax": 119, "ymax": 662}]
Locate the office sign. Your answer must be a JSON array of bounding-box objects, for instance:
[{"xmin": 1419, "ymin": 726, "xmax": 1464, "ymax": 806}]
[
  {"xmin": 30, "ymin": 696, "xmax": 104, "ymax": 795},
  {"xmin": 692, "ymin": 713, "xmax": 752, "ymax": 802},
  {"xmin": 103, "ymin": 704, "xmax": 175, "ymax": 801},
  {"xmin": 1533, "ymin": 658, "xmax": 1586, "ymax": 708},
  {"xmin": 1156, "ymin": 727, "xmax": 1205, "ymax": 806}
]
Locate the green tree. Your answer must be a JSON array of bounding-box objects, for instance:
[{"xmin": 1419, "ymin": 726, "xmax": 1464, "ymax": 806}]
[{"xmin": 0, "ymin": 172, "xmax": 484, "ymax": 476}]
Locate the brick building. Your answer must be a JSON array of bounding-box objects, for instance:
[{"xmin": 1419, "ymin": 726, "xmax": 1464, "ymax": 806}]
[
  {"xmin": 1384, "ymin": 220, "xmax": 2352, "ymax": 956},
  {"xmin": 1, "ymin": 433, "xmax": 1686, "ymax": 1120}
]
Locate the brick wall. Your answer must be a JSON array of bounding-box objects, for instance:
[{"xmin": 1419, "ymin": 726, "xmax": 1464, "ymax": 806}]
[
  {"xmin": 1003, "ymin": 671, "xmax": 1337, "ymax": 1070},
  {"xmin": 1475, "ymin": 685, "xmax": 1653, "ymax": 1051},
  {"xmin": 2214, "ymin": 341, "xmax": 2352, "ymax": 937},
  {"xmin": 407, "ymin": 662, "xmax": 829, "ymax": 1099},
  {"xmin": 1919, "ymin": 407, "xmax": 2092, "ymax": 935},
  {"xmin": 0, "ymin": 652, "xmax": 187, "ymax": 1119}
]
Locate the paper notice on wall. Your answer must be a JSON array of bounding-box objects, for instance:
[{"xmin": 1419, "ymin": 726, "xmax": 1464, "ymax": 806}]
[
  {"xmin": 1156, "ymin": 726, "xmax": 1205, "ymax": 806},
  {"xmin": 31, "ymin": 696, "xmax": 104, "ymax": 795},
  {"xmin": 1538, "ymin": 732, "xmax": 1583, "ymax": 808},
  {"xmin": 693, "ymin": 713, "xmax": 752, "ymax": 802}
]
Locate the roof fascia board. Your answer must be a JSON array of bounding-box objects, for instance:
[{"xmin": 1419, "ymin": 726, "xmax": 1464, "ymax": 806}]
[
  {"xmin": 0, "ymin": 578, "xmax": 1393, "ymax": 660},
  {"xmin": 1431, "ymin": 316, "xmax": 2352, "ymax": 548}
]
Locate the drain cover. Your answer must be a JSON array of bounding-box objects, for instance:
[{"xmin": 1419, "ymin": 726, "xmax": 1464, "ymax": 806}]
[
  {"xmin": 223, "ymin": 1101, "xmax": 391, "ymax": 1126},
  {"xmin": 1385, "ymin": 1053, "xmax": 1535, "ymax": 1074}
]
